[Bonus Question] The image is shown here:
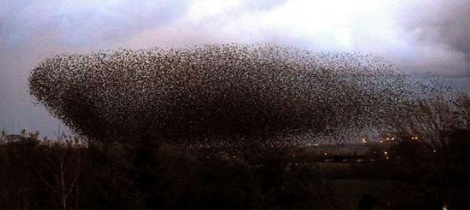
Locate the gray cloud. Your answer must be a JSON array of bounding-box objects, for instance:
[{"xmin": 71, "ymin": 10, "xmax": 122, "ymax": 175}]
[
  {"xmin": 405, "ymin": 1, "xmax": 469, "ymax": 55},
  {"xmin": 0, "ymin": 0, "xmax": 190, "ymax": 50},
  {"xmin": 398, "ymin": 0, "xmax": 470, "ymax": 75}
]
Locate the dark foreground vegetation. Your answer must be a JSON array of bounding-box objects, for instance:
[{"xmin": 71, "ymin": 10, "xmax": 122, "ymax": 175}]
[{"xmin": 0, "ymin": 121, "xmax": 468, "ymax": 209}]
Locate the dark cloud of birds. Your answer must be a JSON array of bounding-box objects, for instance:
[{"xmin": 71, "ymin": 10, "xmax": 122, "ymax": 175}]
[
  {"xmin": 1, "ymin": 0, "xmax": 468, "ymax": 137},
  {"xmin": 30, "ymin": 44, "xmax": 417, "ymax": 144}
]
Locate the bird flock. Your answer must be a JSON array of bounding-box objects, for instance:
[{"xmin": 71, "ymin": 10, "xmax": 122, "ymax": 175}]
[{"xmin": 29, "ymin": 44, "xmax": 419, "ymax": 145}]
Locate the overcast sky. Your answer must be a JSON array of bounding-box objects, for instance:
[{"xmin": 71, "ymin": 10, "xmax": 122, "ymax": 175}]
[{"xmin": 0, "ymin": 0, "xmax": 469, "ymax": 137}]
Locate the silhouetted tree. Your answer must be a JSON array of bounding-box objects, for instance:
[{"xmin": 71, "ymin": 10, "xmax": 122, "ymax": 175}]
[{"xmin": 387, "ymin": 93, "xmax": 470, "ymax": 208}]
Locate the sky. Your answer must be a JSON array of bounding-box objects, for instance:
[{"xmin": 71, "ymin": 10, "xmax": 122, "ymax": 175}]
[{"xmin": 0, "ymin": 0, "xmax": 469, "ymax": 137}]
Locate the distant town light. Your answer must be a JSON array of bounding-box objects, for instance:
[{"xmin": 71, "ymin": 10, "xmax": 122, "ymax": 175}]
[{"xmin": 384, "ymin": 151, "xmax": 388, "ymax": 156}]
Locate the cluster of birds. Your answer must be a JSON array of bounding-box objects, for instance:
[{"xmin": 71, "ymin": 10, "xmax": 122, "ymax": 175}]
[{"xmin": 29, "ymin": 44, "xmax": 422, "ymax": 145}]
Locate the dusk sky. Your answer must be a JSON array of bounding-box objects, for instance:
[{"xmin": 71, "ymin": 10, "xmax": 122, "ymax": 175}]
[{"xmin": 0, "ymin": 0, "xmax": 469, "ymax": 137}]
